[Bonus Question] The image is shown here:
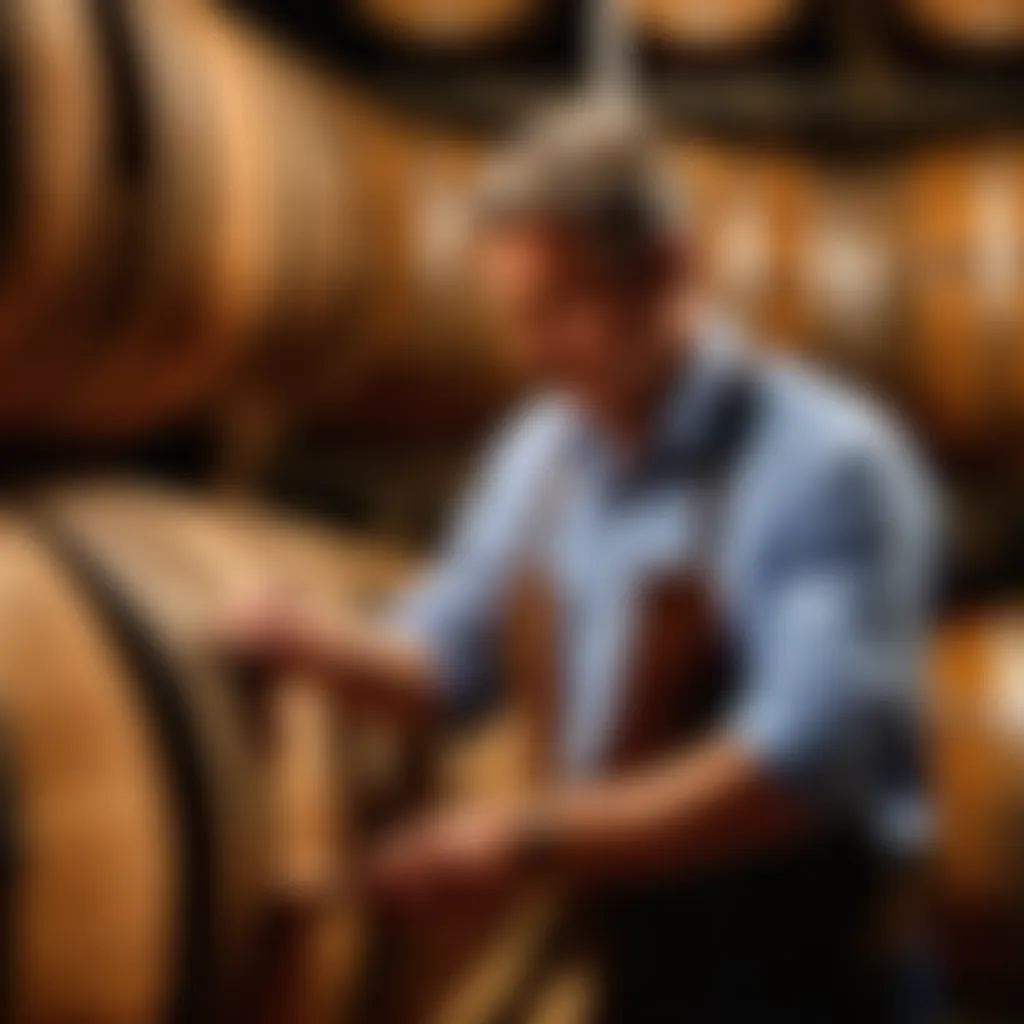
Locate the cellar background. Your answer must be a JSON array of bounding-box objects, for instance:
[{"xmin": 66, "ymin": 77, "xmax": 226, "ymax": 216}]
[{"xmin": 2, "ymin": 0, "xmax": 1024, "ymax": 1019}]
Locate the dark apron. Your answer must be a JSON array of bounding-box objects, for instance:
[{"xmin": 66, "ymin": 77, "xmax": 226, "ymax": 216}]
[
  {"xmin": 506, "ymin": 370, "xmax": 897, "ymax": 1023},
  {"xmin": 590, "ymin": 827, "xmax": 889, "ymax": 1023}
]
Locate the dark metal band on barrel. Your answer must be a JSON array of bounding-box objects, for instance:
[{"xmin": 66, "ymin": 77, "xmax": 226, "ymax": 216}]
[{"xmin": 36, "ymin": 520, "xmax": 217, "ymax": 1024}]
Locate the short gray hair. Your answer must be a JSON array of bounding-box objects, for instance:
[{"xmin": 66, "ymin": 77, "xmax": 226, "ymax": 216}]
[{"xmin": 475, "ymin": 96, "xmax": 684, "ymax": 271}]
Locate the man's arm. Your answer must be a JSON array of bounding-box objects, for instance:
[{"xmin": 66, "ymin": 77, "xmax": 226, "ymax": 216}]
[
  {"xmin": 217, "ymin": 594, "xmax": 445, "ymax": 726},
  {"xmin": 526, "ymin": 435, "xmax": 938, "ymax": 880},
  {"xmin": 535, "ymin": 433, "xmax": 937, "ymax": 872},
  {"xmin": 368, "ymin": 737, "xmax": 801, "ymax": 911},
  {"xmin": 370, "ymin": 430, "xmax": 939, "ymax": 904},
  {"xmin": 519, "ymin": 737, "xmax": 802, "ymax": 881},
  {"xmin": 218, "ymin": 405, "xmax": 561, "ymax": 728}
]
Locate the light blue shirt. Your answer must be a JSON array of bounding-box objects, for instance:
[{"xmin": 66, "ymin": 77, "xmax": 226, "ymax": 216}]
[{"xmin": 395, "ymin": 327, "xmax": 940, "ymax": 851}]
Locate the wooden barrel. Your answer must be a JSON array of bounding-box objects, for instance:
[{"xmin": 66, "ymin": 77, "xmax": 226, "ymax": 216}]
[
  {"xmin": 211, "ymin": 67, "xmax": 368, "ymax": 485},
  {"xmin": 796, "ymin": 167, "xmax": 903, "ymax": 392},
  {"xmin": 356, "ymin": 0, "xmax": 538, "ymax": 49},
  {"xmin": 636, "ymin": 0, "xmax": 800, "ymax": 53},
  {"xmin": 930, "ymin": 606, "xmax": 1024, "ymax": 993},
  {"xmin": 226, "ymin": 45, "xmax": 357, "ymax": 407},
  {"xmin": 899, "ymin": 147, "xmax": 1024, "ymax": 462},
  {"xmin": 0, "ymin": 0, "xmax": 109, "ymax": 357},
  {"xmin": 675, "ymin": 144, "xmax": 815, "ymax": 350},
  {"xmin": 902, "ymin": 0, "xmax": 1024, "ymax": 51},
  {"xmin": 0, "ymin": 0, "xmax": 357, "ymax": 442},
  {"xmin": 0, "ymin": 481, "xmax": 413, "ymax": 1022},
  {"xmin": 0, "ymin": 0, "xmax": 284, "ymax": 439},
  {"xmin": 297, "ymin": 113, "xmax": 516, "ymax": 439}
]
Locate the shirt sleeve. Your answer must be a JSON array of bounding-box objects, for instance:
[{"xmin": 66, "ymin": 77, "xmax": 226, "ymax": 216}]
[
  {"xmin": 727, "ymin": 431, "xmax": 941, "ymax": 817},
  {"xmin": 390, "ymin": 407, "xmax": 559, "ymax": 717}
]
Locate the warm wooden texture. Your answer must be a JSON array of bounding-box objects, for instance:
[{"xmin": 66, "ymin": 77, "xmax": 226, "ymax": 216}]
[
  {"xmin": 0, "ymin": 0, "xmax": 108, "ymax": 358},
  {"xmin": 637, "ymin": 0, "xmax": 799, "ymax": 52},
  {"xmin": 674, "ymin": 144, "xmax": 816, "ymax": 348},
  {"xmin": 900, "ymin": 147, "xmax": 1024, "ymax": 459},
  {"xmin": 676, "ymin": 144, "xmax": 901, "ymax": 372},
  {"xmin": 904, "ymin": 0, "xmax": 1024, "ymax": 49},
  {"xmin": 929, "ymin": 606, "xmax": 1024, "ymax": 996},
  {"xmin": 673, "ymin": 142, "xmax": 1024, "ymax": 453},
  {"xmin": 303, "ymin": 114, "xmax": 517, "ymax": 437},
  {"xmin": 929, "ymin": 602, "xmax": 1024, "ymax": 995},
  {"xmin": 797, "ymin": 169, "xmax": 902, "ymax": 388},
  {"xmin": 0, "ymin": 0, "xmax": 356, "ymax": 441},
  {"xmin": 0, "ymin": 517, "xmax": 179, "ymax": 1023},
  {"xmin": 0, "ymin": 481, "xmax": 418, "ymax": 1022},
  {"xmin": 930, "ymin": 607, "xmax": 1024, "ymax": 907},
  {"xmin": 37, "ymin": 483, "xmax": 589, "ymax": 1024},
  {"xmin": 357, "ymin": 0, "xmax": 537, "ymax": 47}
]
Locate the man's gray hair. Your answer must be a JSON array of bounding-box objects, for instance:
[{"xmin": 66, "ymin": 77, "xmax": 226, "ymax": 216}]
[{"xmin": 475, "ymin": 96, "xmax": 684, "ymax": 270}]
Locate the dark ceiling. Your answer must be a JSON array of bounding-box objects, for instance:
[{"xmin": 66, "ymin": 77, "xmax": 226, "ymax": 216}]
[{"xmin": 224, "ymin": 0, "xmax": 1024, "ymax": 146}]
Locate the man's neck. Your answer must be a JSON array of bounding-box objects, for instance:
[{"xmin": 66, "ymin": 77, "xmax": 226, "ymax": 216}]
[{"xmin": 591, "ymin": 327, "xmax": 690, "ymax": 456}]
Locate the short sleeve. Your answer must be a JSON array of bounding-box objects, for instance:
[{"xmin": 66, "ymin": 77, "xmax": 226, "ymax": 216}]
[
  {"xmin": 391, "ymin": 403, "xmax": 567, "ymax": 716},
  {"xmin": 728, "ymin": 433, "xmax": 940, "ymax": 818}
]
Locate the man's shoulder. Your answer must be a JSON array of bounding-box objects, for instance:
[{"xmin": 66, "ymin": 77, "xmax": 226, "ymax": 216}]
[
  {"xmin": 746, "ymin": 354, "xmax": 942, "ymax": 604},
  {"xmin": 749, "ymin": 355, "xmax": 939, "ymax": 551},
  {"xmin": 757, "ymin": 354, "xmax": 923, "ymax": 486}
]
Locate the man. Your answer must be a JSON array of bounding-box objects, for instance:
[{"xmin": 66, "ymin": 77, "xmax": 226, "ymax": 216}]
[{"xmin": 223, "ymin": 100, "xmax": 939, "ymax": 1020}]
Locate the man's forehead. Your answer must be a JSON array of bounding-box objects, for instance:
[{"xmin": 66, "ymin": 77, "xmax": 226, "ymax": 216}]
[{"xmin": 477, "ymin": 219, "xmax": 597, "ymax": 278}]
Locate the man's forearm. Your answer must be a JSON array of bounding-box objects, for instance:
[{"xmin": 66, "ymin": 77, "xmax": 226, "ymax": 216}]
[
  {"xmin": 520, "ymin": 738, "xmax": 805, "ymax": 884},
  {"xmin": 275, "ymin": 611, "xmax": 445, "ymax": 727}
]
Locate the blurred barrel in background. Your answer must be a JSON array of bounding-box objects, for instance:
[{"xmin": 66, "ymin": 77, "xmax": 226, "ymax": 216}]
[
  {"xmin": 0, "ymin": 0, "xmax": 355, "ymax": 443},
  {"xmin": 0, "ymin": 0, "xmax": 502, "ymax": 450},
  {"xmin": 0, "ymin": 0, "xmax": 265, "ymax": 438},
  {"xmin": 903, "ymin": 0, "xmax": 1024, "ymax": 51},
  {"xmin": 356, "ymin": 0, "xmax": 538, "ymax": 48},
  {"xmin": 214, "ymin": 36, "xmax": 360, "ymax": 484},
  {"xmin": 3, "ymin": 0, "xmax": 1023, "ymax": 466},
  {"xmin": 31, "ymin": 0, "xmax": 278, "ymax": 439},
  {"xmin": 678, "ymin": 146, "xmax": 903, "ymax": 382},
  {"xmin": 301, "ymin": 117, "xmax": 514, "ymax": 440},
  {"xmin": 0, "ymin": 0, "xmax": 108, "ymax": 371},
  {"xmin": 931, "ymin": 607, "xmax": 1024, "ymax": 995},
  {"xmin": 637, "ymin": 0, "xmax": 801, "ymax": 54},
  {"xmin": 798, "ymin": 167, "xmax": 902, "ymax": 391},
  {"xmin": 900, "ymin": 146, "xmax": 1024, "ymax": 462},
  {"xmin": 675, "ymin": 144, "xmax": 814, "ymax": 349},
  {"xmin": 676, "ymin": 140, "xmax": 1024, "ymax": 465},
  {"xmin": 0, "ymin": 482, "xmax": 413, "ymax": 1022}
]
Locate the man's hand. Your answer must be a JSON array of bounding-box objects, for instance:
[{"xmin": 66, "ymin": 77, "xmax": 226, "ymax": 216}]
[
  {"xmin": 216, "ymin": 586, "xmax": 342, "ymax": 673},
  {"xmin": 215, "ymin": 585, "xmax": 444, "ymax": 725},
  {"xmin": 367, "ymin": 805, "xmax": 524, "ymax": 919}
]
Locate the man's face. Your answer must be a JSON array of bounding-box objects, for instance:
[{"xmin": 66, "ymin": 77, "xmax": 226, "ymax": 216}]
[{"xmin": 475, "ymin": 221, "xmax": 680, "ymax": 409}]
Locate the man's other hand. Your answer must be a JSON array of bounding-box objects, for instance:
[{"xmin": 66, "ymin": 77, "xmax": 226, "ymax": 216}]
[
  {"xmin": 215, "ymin": 586, "xmax": 338, "ymax": 672},
  {"xmin": 367, "ymin": 806, "xmax": 523, "ymax": 919}
]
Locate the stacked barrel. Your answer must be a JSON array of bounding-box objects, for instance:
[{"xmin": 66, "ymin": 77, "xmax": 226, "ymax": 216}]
[
  {"xmin": 636, "ymin": 0, "xmax": 802, "ymax": 54},
  {"xmin": 671, "ymin": 141, "xmax": 1024, "ymax": 465},
  {"xmin": 355, "ymin": 0, "xmax": 539, "ymax": 48},
  {"xmin": 902, "ymin": 0, "xmax": 1024, "ymax": 51},
  {"xmin": 2, "ymin": 0, "xmax": 1023, "ymax": 458},
  {"xmin": 930, "ymin": 607, "xmax": 1024, "ymax": 994},
  {"xmin": 0, "ymin": 481, "xmax": 416, "ymax": 1023},
  {"xmin": 0, "ymin": 480, "xmax": 587, "ymax": 1024},
  {"xmin": 0, "ymin": 0, "xmax": 518, "ymax": 451},
  {"xmin": 305, "ymin": 119, "xmax": 514, "ymax": 439},
  {"xmin": 0, "ymin": 0, "xmax": 357, "ymax": 441},
  {"xmin": 1, "ymin": 0, "xmax": 1024, "ymax": 1017}
]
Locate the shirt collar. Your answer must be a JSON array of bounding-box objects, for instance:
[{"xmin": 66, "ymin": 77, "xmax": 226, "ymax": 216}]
[
  {"xmin": 558, "ymin": 316, "xmax": 752, "ymax": 475},
  {"xmin": 651, "ymin": 316, "xmax": 750, "ymax": 467}
]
